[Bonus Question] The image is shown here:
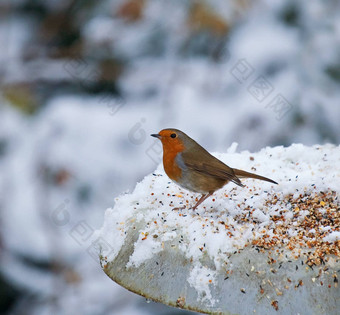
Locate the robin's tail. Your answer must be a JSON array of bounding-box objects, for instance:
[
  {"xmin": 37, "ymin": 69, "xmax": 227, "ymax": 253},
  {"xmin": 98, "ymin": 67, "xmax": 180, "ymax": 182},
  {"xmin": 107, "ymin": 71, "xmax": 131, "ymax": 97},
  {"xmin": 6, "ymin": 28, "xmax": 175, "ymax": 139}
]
[{"xmin": 233, "ymin": 168, "xmax": 278, "ymax": 185}]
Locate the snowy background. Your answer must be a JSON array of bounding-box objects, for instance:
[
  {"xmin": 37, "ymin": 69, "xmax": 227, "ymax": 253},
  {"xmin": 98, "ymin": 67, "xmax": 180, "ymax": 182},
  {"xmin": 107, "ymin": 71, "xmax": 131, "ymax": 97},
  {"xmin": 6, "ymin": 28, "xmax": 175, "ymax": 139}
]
[{"xmin": 0, "ymin": 0, "xmax": 339, "ymax": 314}]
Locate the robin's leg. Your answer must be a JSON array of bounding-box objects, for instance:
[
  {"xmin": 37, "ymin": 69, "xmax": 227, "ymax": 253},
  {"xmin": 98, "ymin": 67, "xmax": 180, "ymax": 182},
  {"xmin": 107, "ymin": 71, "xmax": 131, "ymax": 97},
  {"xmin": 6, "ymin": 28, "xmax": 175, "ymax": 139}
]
[{"xmin": 192, "ymin": 192, "xmax": 213, "ymax": 210}]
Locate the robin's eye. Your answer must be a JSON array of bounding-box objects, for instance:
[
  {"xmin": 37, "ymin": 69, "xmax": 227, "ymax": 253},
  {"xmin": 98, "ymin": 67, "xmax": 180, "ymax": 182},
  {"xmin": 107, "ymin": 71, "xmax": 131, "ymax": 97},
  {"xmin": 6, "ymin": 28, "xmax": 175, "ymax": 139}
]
[{"xmin": 170, "ymin": 133, "xmax": 177, "ymax": 138}]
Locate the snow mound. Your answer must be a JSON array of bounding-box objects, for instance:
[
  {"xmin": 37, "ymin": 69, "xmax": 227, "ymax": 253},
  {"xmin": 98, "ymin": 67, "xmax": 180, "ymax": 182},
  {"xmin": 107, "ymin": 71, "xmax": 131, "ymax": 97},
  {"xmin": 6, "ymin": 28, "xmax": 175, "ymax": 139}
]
[{"xmin": 96, "ymin": 144, "xmax": 339, "ymax": 314}]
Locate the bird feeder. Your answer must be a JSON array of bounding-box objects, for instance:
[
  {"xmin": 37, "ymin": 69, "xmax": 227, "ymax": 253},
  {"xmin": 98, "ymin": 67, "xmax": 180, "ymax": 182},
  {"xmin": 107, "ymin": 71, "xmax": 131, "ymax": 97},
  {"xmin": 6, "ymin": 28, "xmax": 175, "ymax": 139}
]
[{"xmin": 95, "ymin": 144, "xmax": 340, "ymax": 314}]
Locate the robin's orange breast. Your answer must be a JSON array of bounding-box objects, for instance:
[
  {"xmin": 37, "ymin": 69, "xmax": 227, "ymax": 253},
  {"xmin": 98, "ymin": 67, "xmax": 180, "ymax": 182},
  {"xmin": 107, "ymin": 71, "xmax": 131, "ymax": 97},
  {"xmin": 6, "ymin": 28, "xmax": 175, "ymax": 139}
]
[{"xmin": 162, "ymin": 141, "xmax": 185, "ymax": 182}]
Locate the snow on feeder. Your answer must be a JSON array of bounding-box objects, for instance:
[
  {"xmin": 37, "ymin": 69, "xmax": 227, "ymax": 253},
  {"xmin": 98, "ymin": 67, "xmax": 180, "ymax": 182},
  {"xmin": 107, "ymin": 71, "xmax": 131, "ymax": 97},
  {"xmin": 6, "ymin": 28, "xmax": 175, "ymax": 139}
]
[{"xmin": 95, "ymin": 144, "xmax": 339, "ymax": 314}]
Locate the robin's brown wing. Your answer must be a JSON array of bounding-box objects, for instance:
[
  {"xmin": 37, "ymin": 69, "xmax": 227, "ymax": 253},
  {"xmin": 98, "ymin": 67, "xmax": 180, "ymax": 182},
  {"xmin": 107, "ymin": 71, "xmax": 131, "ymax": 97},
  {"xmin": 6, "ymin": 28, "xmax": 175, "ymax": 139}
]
[{"xmin": 180, "ymin": 149, "xmax": 244, "ymax": 187}]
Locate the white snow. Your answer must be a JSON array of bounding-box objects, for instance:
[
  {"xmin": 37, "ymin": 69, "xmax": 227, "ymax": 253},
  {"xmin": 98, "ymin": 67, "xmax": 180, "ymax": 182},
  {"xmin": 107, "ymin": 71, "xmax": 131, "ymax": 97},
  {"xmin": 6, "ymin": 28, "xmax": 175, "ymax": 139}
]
[
  {"xmin": 1, "ymin": 0, "xmax": 340, "ymax": 313},
  {"xmin": 97, "ymin": 143, "xmax": 340, "ymax": 304},
  {"xmin": 187, "ymin": 263, "xmax": 217, "ymax": 306},
  {"xmin": 323, "ymin": 231, "xmax": 340, "ymax": 242}
]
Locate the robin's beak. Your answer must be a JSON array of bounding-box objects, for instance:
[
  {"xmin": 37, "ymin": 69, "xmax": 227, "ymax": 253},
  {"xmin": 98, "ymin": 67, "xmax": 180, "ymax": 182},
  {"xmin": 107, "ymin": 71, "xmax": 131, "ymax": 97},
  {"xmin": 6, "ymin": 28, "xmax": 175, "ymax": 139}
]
[{"xmin": 151, "ymin": 133, "xmax": 161, "ymax": 139}]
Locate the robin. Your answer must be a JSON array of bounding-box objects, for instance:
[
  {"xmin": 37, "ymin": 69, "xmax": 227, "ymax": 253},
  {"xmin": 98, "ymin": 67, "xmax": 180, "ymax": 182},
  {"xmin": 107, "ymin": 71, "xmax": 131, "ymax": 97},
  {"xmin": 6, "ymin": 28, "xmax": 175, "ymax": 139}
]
[{"xmin": 151, "ymin": 128, "xmax": 277, "ymax": 210}]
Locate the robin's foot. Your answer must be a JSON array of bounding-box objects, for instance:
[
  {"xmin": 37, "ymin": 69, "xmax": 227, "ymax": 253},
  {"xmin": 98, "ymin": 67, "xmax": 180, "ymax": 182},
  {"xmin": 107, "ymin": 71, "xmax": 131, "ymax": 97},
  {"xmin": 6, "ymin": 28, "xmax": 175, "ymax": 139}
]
[{"xmin": 191, "ymin": 192, "xmax": 213, "ymax": 210}]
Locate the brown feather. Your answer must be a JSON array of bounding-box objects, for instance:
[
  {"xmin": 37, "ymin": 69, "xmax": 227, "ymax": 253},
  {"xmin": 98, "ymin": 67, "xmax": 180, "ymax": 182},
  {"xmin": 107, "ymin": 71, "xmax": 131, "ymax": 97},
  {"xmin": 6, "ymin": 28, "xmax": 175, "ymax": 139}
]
[
  {"xmin": 233, "ymin": 168, "xmax": 278, "ymax": 185},
  {"xmin": 181, "ymin": 147, "xmax": 244, "ymax": 187}
]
